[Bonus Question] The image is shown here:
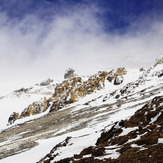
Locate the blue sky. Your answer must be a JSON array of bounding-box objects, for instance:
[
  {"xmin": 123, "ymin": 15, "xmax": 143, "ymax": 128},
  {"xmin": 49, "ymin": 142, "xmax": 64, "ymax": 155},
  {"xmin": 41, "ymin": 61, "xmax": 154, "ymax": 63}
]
[
  {"xmin": 1, "ymin": 0, "xmax": 163, "ymax": 33},
  {"xmin": 0, "ymin": 0, "xmax": 163, "ymax": 95}
]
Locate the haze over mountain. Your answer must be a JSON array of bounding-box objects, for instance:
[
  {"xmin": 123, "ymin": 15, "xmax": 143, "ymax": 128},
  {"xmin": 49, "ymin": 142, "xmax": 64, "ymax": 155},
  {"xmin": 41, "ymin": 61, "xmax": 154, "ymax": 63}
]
[
  {"xmin": 0, "ymin": 0, "xmax": 163, "ymax": 95},
  {"xmin": 0, "ymin": 2, "xmax": 163, "ymax": 161}
]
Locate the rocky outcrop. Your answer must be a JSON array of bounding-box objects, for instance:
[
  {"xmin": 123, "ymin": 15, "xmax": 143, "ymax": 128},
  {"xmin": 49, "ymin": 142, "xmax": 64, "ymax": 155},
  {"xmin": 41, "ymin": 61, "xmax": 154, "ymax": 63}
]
[
  {"xmin": 9, "ymin": 62, "xmax": 162, "ymax": 124},
  {"xmin": 40, "ymin": 78, "xmax": 53, "ymax": 86},
  {"xmin": 158, "ymin": 72, "xmax": 163, "ymax": 78},
  {"xmin": 107, "ymin": 67, "xmax": 127, "ymax": 83},
  {"xmin": 20, "ymin": 97, "xmax": 48, "ymax": 118},
  {"xmin": 154, "ymin": 57, "xmax": 163, "ymax": 67},
  {"xmin": 139, "ymin": 67, "xmax": 145, "ymax": 72},
  {"xmin": 7, "ymin": 68, "xmax": 127, "ymax": 124},
  {"xmin": 8, "ymin": 97, "xmax": 49, "ymax": 124},
  {"xmin": 8, "ymin": 112, "xmax": 20, "ymax": 125},
  {"xmin": 41, "ymin": 96, "xmax": 163, "ymax": 162},
  {"xmin": 64, "ymin": 68, "xmax": 75, "ymax": 79},
  {"xmin": 49, "ymin": 70, "xmax": 111, "ymax": 112},
  {"xmin": 14, "ymin": 88, "xmax": 30, "ymax": 93}
]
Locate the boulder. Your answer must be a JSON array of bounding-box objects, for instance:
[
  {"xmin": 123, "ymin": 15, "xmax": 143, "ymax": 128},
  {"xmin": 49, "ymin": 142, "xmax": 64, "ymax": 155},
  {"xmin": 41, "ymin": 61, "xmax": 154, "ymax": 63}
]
[
  {"xmin": 107, "ymin": 76, "xmax": 113, "ymax": 82},
  {"xmin": 139, "ymin": 67, "xmax": 145, "ymax": 72},
  {"xmin": 114, "ymin": 75, "xmax": 124, "ymax": 85},
  {"xmin": 8, "ymin": 112, "xmax": 19, "ymax": 125},
  {"xmin": 158, "ymin": 72, "xmax": 163, "ymax": 78}
]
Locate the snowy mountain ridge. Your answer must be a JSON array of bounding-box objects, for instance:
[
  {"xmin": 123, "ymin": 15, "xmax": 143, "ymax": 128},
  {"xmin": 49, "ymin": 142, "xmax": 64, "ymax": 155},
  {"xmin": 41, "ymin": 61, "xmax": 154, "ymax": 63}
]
[{"xmin": 0, "ymin": 58, "xmax": 162, "ymax": 162}]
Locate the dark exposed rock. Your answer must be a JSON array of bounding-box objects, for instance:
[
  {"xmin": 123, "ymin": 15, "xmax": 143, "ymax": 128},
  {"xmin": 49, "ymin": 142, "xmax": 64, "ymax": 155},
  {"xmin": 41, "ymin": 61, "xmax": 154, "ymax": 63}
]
[
  {"xmin": 64, "ymin": 68, "xmax": 75, "ymax": 79},
  {"xmin": 14, "ymin": 87, "xmax": 30, "ymax": 93},
  {"xmin": 38, "ymin": 137, "xmax": 72, "ymax": 163},
  {"xmin": 115, "ymin": 94, "xmax": 120, "ymax": 99},
  {"xmin": 113, "ymin": 75, "xmax": 123, "ymax": 85},
  {"xmin": 42, "ymin": 96, "xmax": 163, "ymax": 163},
  {"xmin": 40, "ymin": 78, "xmax": 53, "ymax": 86},
  {"xmin": 75, "ymin": 146, "xmax": 94, "ymax": 159},
  {"xmin": 117, "ymin": 144, "xmax": 163, "ymax": 163},
  {"xmin": 140, "ymin": 67, "xmax": 145, "ymax": 72},
  {"xmin": 107, "ymin": 76, "xmax": 113, "ymax": 82},
  {"xmin": 106, "ymin": 68, "xmax": 127, "ymax": 83},
  {"xmin": 8, "ymin": 112, "xmax": 19, "ymax": 125},
  {"xmin": 92, "ymin": 147, "xmax": 105, "ymax": 156},
  {"xmin": 158, "ymin": 72, "xmax": 163, "ymax": 78},
  {"xmin": 96, "ymin": 120, "xmax": 124, "ymax": 146}
]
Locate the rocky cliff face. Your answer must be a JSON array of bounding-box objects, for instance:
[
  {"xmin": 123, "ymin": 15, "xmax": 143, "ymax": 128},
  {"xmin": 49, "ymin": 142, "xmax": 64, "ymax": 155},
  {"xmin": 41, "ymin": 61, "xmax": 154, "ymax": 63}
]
[{"xmin": 8, "ymin": 68, "xmax": 127, "ymax": 124}]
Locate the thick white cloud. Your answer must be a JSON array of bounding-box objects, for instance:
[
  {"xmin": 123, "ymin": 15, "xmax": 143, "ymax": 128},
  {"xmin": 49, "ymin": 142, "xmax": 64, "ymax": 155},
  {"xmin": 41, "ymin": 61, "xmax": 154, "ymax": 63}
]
[{"xmin": 0, "ymin": 4, "xmax": 162, "ymax": 95}]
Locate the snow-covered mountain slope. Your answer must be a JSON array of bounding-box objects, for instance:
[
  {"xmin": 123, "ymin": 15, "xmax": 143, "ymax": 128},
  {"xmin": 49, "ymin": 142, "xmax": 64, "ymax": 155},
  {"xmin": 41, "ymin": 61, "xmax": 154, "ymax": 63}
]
[
  {"xmin": 0, "ymin": 60, "xmax": 162, "ymax": 163},
  {"xmin": 39, "ymin": 96, "xmax": 163, "ymax": 163},
  {"xmin": 0, "ymin": 78, "xmax": 57, "ymax": 130}
]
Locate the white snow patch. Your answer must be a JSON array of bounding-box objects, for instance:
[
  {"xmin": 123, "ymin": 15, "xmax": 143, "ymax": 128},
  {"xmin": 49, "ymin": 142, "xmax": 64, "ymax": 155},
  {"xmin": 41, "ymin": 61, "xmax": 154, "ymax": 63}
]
[
  {"xmin": 131, "ymin": 144, "xmax": 139, "ymax": 148},
  {"xmin": 158, "ymin": 138, "xmax": 163, "ymax": 143},
  {"xmin": 126, "ymin": 135, "xmax": 141, "ymax": 144},
  {"xmin": 119, "ymin": 127, "xmax": 138, "ymax": 136},
  {"xmin": 97, "ymin": 145, "xmax": 121, "ymax": 159},
  {"xmin": 150, "ymin": 112, "xmax": 161, "ymax": 124}
]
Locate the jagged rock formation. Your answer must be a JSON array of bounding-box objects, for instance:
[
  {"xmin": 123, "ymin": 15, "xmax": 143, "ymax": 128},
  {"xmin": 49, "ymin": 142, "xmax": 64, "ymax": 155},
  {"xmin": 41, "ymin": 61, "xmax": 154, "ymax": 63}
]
[
  {"xmin": 39, "ymin": 96, "xmax": 163, "ymax": 163},
  {"xmin": 64, "ymin": 68, "xmax": 75, "ymax": 79},
  {"xmin": 46, "ymin": 68, "xmax": 126, "ymax": 113},
  {"xmin": 20, "ymin": 97, "xmax": 48, "ymax": 118},
  {"xmin": 8, "ymin": 68, "xmax": 127, "ymax": 124}
]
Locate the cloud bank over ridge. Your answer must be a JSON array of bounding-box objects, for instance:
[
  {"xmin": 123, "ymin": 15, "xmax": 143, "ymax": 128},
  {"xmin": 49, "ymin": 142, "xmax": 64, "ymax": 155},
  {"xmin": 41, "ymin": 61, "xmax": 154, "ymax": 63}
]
[{"xmin": 0, "ymin": 1, "xmax": 162, "ymax": 95}]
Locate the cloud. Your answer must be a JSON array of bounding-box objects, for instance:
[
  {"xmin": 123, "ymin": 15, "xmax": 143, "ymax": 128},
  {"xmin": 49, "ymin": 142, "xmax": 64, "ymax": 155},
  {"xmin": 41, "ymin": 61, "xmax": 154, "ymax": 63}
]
[{"xmin": 0, "ymin": 1, "xmax": 162, "ymax": 95}]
